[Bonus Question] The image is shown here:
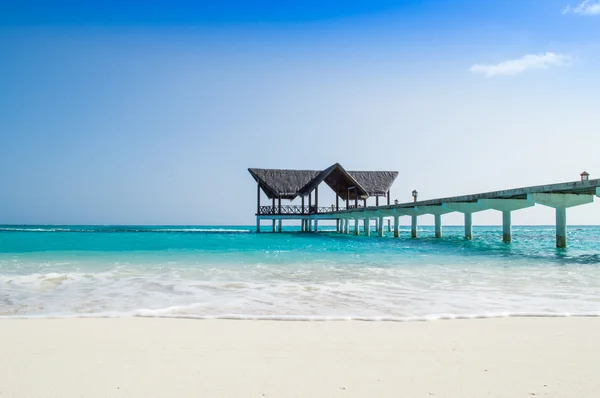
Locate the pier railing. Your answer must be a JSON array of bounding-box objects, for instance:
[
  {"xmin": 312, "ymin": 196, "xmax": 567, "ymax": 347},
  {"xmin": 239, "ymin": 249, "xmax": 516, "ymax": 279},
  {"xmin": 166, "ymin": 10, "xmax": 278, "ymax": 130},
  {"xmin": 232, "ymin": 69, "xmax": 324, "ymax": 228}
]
[{"xmin": 258, "ymin": 205, "xmax": 348, "ymax": 215}]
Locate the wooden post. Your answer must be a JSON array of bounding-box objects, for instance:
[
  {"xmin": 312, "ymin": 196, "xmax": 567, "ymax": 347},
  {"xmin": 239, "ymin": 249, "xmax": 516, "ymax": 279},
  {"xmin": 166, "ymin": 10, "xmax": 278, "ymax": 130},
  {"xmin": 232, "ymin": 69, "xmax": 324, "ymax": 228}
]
[
  {"xmin": 278, "ymin": 197, "xmax": 282, "ymax": 215},
  {"xmin": 257, "ymin": 183, "xmax": 261, "ymax": 214},
  {"xmin": 256, "ymin": 184, "xmax": 261, "ymax": 233},
  {"xmin": 376, "ymin": 196, "xmax": 379, "ymax": 207},
  {"xmin": 387, "ymin": 191, "xmax": 391, "ymax": 205},
  {"xmin": 315, "ymin": 186, "xmax": 319, "ymax": 212},
  {"xmin": 336, "ymin": 195, "xmax": 339, "ymax": 211},
  {"xmin": 363, "ymin": 199, "xmax": 366, "ymax": 208},
  {"xmin": 301, "ymin": 196, "xmax": 305, "ymax": 214},
  {"xmin": 272, "ymin": 198, "xmax": 275, "ymax": 215},
  {"xmin": 309, "ymin": 192, "xmax": 312, "ymax": 213}
]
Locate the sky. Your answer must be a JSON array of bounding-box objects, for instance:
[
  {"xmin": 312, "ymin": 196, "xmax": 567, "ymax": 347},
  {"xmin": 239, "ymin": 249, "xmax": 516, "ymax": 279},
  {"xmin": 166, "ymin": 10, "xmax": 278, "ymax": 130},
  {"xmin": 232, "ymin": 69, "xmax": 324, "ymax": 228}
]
[{"xmin": 1, "ymin": 0, "xmax": 600, "ymax": 226}]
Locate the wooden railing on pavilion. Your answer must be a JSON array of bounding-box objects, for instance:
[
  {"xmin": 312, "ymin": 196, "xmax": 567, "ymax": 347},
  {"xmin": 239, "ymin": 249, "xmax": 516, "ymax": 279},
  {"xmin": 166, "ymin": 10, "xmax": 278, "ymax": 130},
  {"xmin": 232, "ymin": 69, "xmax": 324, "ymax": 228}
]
[{"xmin": 258, "ymin": 205, "xmax": 351, "ymax": 215}]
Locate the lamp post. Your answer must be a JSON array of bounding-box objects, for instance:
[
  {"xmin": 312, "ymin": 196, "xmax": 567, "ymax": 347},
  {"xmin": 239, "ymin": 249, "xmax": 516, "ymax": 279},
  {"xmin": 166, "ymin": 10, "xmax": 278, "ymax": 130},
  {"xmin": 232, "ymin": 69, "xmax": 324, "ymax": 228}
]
[
  {"xmin": 412, "ymin": 190, "xmax": 418, "ymax": 203},
  {"xmin": 581, "ymin": 171, "xmax": 590, "ymax": 181}
]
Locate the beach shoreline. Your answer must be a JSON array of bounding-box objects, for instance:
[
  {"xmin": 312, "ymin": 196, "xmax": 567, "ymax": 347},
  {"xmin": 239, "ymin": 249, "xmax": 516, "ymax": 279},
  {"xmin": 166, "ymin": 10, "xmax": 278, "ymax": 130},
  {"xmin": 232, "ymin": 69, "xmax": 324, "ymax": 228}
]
[{"xmin": 1, "ymin": 317, "xmax": 599, "ymax": 397}]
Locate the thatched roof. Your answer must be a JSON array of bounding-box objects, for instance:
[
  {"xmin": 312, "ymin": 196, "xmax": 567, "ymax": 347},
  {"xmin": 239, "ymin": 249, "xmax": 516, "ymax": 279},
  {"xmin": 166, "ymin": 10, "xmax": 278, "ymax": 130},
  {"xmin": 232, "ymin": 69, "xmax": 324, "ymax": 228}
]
[
  {"xmin": 249, "ymin": 164, "xmax": 398, "ymax": 200},
  {"xmin": 248, "ymin": 168, "xmax": 320, "ymax": 199},
  {"xmin": 298, "ymin": 163, "xmax": 369, "ymax": 200},
  {"xmin": 348, "ymin": 171, "xmax": 399, "ymax": 197}
]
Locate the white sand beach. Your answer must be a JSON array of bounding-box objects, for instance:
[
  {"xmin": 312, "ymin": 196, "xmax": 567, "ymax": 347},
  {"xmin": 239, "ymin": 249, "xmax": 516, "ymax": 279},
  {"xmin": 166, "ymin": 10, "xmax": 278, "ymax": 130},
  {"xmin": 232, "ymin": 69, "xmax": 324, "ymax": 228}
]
[{"xmin": 1, "ymin": 317, "xmax": 599, "ymax": 397}]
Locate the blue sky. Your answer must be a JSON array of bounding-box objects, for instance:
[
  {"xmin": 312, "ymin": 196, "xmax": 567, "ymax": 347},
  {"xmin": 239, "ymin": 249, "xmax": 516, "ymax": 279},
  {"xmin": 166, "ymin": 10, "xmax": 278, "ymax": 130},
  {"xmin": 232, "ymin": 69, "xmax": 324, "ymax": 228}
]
[{"xmin": 2, "ymin": 0, "xmax": 600, "ymax": 225}]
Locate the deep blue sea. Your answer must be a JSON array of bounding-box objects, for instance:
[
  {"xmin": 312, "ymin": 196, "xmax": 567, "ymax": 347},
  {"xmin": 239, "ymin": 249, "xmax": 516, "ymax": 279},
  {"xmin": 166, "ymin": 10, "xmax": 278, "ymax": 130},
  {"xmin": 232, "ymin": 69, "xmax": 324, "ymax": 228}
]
[{"xmin": 1, "ymin": 225, "xmax": 600, "ymax": 320}]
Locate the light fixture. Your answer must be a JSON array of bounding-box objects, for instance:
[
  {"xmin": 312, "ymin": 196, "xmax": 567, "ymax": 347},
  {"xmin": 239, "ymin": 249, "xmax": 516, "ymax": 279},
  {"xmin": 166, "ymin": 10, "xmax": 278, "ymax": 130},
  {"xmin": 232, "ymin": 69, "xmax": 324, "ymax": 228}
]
[{"xmin": 581, "ymin": 171, "xmax": 590, "ymax": 181}]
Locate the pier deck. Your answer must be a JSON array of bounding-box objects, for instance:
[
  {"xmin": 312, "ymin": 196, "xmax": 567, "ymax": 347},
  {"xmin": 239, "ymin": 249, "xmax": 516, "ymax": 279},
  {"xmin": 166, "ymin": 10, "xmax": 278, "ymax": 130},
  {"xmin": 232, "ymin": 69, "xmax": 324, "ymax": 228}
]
[{"xmin": 250, "ymin": 164, "xmax": 599, "ymax": 247}]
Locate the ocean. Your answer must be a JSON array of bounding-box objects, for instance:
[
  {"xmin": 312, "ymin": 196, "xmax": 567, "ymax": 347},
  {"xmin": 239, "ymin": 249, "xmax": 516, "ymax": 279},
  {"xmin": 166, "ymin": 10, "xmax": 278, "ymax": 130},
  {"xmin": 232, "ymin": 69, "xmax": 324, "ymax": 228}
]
[{"xmin": 1, "ymin": 225, "xmax": 599, "ymax": 320}]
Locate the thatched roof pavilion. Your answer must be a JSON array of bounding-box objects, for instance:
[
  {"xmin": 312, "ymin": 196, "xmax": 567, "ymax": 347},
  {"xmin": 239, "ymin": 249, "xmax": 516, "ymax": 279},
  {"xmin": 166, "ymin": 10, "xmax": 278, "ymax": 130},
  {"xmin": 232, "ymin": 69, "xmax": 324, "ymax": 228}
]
[{"xmin": 249, "ymin": 163, "xmax": 398, "ymax": 218}]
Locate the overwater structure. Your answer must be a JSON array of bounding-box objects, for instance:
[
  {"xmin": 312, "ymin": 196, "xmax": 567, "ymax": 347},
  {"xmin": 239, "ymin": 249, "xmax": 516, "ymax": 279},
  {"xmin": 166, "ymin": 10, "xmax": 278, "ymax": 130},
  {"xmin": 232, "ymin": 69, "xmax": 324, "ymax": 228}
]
[{"xmin": 249, "ymin": 164, "xmax": 600, "ymax": 248}]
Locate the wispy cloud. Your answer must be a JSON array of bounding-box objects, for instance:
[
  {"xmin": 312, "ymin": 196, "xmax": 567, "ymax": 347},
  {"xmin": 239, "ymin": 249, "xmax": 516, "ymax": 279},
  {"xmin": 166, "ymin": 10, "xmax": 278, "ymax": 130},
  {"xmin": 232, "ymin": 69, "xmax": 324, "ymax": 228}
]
[
  {"xmin": 563, "ymin": 0, "xmax": 600, "ymax": 15},
  {"xmin": 469, "ymin": 52, "xmax": 570, "ymax": 77}
]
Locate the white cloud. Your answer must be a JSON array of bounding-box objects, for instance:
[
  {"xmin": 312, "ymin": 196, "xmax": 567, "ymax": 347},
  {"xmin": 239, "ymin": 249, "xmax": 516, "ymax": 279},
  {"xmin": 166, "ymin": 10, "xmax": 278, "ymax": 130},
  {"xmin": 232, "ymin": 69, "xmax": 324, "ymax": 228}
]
[
  {"xmin": 563, "ymin": 0, "xmax": 600, "ymax": 15},
  {"xmin": 469, "ymin": 52, "xmax": 570, "ymax": 77}
]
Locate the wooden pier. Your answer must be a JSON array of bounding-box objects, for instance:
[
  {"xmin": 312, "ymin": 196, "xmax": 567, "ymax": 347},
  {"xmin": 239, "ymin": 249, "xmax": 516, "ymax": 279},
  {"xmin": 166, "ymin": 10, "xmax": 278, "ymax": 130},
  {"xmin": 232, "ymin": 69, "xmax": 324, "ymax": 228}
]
[{"xmin": 249, "ymin": 164, "xmax": 599, "ymax": 248}]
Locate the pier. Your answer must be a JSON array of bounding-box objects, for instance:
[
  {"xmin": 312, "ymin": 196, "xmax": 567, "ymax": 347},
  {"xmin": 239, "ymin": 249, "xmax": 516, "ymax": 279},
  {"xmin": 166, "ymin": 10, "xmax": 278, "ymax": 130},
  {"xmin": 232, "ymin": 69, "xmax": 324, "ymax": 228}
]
[{"xmin": 249, "ymin": 164, "xmax": 599, "ymax": 248}]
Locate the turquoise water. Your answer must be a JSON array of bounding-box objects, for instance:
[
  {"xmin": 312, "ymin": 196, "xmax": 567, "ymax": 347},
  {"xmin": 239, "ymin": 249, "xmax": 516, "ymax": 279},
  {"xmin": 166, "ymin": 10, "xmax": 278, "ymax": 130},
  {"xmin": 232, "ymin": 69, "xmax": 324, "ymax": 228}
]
[{"xmin": 1, "ymin": 225, "xmax": 600, "ymax": 320}]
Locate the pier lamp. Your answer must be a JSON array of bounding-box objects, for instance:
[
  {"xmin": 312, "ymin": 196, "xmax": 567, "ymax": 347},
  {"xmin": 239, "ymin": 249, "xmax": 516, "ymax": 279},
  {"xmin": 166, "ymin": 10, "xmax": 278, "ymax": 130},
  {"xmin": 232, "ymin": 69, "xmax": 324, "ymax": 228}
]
[
  {"xmin": 412, "ymin": 190, "xmax": 418, "ymax": 202},
  {"xmin": 581, "ymin": 171, "xmax": 590, "ymax": 181}
]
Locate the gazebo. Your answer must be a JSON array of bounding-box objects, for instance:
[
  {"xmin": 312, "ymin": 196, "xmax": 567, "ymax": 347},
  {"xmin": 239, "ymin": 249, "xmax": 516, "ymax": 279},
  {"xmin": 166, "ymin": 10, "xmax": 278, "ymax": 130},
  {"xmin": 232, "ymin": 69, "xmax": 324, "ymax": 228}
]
[{"xmin": 248, "ymin": 163, "xmax": 398, "ymax": 232}]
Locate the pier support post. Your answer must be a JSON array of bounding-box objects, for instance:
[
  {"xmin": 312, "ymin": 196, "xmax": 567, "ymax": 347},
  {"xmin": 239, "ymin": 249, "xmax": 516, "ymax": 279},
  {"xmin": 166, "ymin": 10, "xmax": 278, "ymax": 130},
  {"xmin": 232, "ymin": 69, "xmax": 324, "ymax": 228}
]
[
  {"xmin": 364, "ymin": 218, "xmax": 370, "ymax": 236},
  {"xmin": 434, "ymin": 214, "xmax": 442, "ymax": 238},
  {"xmin": 272, "ymin": 219, "xmax": 276, "ymax": 233},
  {"xmin": 478, "ymin": 199, "xmax": 534, "ymax": 243},
  {"xmin": 464, "ymin": 213, "xmax": 472, "ymax": 240},
  {"xmin": 256, "ymin": 219, "xmax": 260, "ymax": 233},
  {"xmin": 378, "ymin": 216, "xmax": 384, "ymax": 237},
  {"xmin": 394, "ymin": 216, "xmax": 399, "ymax": 238},
  {"xmin": 278, "ymin": 219, "xmax": 283, "ymax": 233},
  {"xmin": 528, "ymin": 193, "xmax": 594, "ymax": 248},
  {"xmin": 387, "ymin": 219, "xmax": 392, "ymax": 232},
  {"xmin": 502, "ymin": 211, "xmax": 512, "ymax": 243},
  {"xmin": 314, "ymin": 219, "xmax": 319, "ymax": 232},
  {"xmin": 443, "ymin": 202, "xmax": 491, "ymax": 240},
  {"xmin": 354, "ymin": 218, "xmax": 360, "ymax": 235},
  {"xmin": 411, "ymin": 215, "xmax": 417, "ymax": 238},
  {"xmin": 345, "ymin": 219, "xmax": 350, "ymax": 234},
  {"xmin": 556, "ymin": 207, "xmax": 567, "ymax": 248}
]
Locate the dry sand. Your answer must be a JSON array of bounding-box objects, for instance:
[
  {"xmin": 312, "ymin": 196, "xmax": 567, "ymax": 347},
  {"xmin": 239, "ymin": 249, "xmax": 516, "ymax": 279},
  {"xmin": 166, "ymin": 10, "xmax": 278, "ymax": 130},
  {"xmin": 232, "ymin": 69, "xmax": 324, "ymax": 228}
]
[{"xmin": 0, "ymin": 317, "xmax": 599, "ymax": 397}]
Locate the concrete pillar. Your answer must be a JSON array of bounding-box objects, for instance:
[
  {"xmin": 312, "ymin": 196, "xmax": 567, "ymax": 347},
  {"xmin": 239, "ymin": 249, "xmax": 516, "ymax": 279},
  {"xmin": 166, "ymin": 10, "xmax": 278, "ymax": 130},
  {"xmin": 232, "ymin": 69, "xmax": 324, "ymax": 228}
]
[
  {"xmin": 556, "ymin": 207, "xmax": 567, "ymax": 248},
  {"xmin": 478, "ymin": 199, "xmax": 534, "ymax": 243},
  {"xmin": 354, "ymin": 218, "xmax": 360, "ymax": 235},
  {"xmin": 394, "ymin": 216, "xmax": 399, "ymax": 238},
  {"xmin": 378, "ymin": 216, "xmax": 384, "ymax": 237},
  {"xmin": 314, "ymin": 219, "xmax": 319, "ymax": 232},
  {"xmin": 528, "ymin": 193, "xmax": 593, "ymax": 248},
  {"xmin": 434, "ymin": 214, "xmax": 442, "ymax": 238},
  {"xmin": 464, "ymin": 213, "xmax": 472, "ymax": 240},
  {"xmin": 256, "ymin": 218, "xmax": 260, "ymax": 233},
  {"xmin": 336, "ymin": 219, "xmax": 340, "ymax": 233},
  {"xmin": 411, "ymin": 215, "xmax": 417, "ymax": 238},
  {"xmin": 365, "ymin": 218, "xmax": 370, "ymax": 236},
  {"xmin": 387, "ymin": 219, "xmax": 392, "ymax": 232},
  {"xmin": 345, "ymin": 219, "xmax": 350, "ymax": 234},
  {"xmin": 278, "ymin": 219, "xmax": 283, "ymax": 233},
  {"xmin": 272, "ymin": 219, "xmax": 276, "ymax": 232},
  {"xmin": 502, "ymin": 211, "xmax": 511, "ymax": 243}
]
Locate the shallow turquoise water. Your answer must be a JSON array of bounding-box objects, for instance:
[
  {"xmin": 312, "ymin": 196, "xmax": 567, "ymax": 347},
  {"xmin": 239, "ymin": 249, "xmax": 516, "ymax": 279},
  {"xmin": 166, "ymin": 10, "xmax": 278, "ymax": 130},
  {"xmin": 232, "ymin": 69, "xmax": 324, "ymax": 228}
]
[{"xmin": 1, "ymin": 225, "xmax": 599, "ymax": 320}]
